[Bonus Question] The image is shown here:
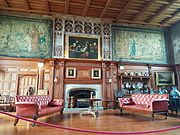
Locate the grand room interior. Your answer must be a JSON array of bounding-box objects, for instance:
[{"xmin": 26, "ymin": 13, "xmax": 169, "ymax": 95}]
[{"xmin": 0, "ymin": 0, "xmax": 180, "ymax": 135}]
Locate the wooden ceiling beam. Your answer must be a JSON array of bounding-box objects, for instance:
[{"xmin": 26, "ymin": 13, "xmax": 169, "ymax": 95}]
[
  {"xmin": 116, "ymin": 18, "xmax": 169, "ymax": 27},
  {"xmin": 132, "ymin": 0, "xmax": 156, "ymax": 21},
  {"xmin": 24, "ymin": 0, "xmax": 30, "ymax": 10},
  {"xmin": 146, "ymin": 0, "xmax": 178, "ymax": 23},
  {"xmin": 65, "ymin": 0, "xmax": 69, "ymax": 14},
  {"xmin": 49, "ymin": 0, "xmax": 65, "ymax": 4},
  {"xmin": 3, "ymin": 0, "xmax": 9, "ymax": 8},
  {"xmin": 45, "ymin": 0, "xmax": 50, "ymax": 14},
  {"xmin": 100, "ymin": 0, "xmax": 113, "ymax": 18},
  {"xmin": 82, "ymin": 0, "xmax": 91, "ymax": 16},
  {"xmin": 115, "ymin": 0, "xmax": 134, "ymax": 21},
  {"xmin": 0, "ymin": 7, "xmax": 50, "ymax": 14},
  {"xmin": 161, "ymin": 9, "xmax": 180, "ymax": 25}
]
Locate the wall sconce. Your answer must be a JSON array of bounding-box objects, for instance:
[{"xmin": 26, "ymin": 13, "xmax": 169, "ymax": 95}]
[
  {"xmin": 54, "ymin": 76, "xmax": 60, "ymax": 83},
  {"xmin": 108, "ymin": 78, "xmax": 112, "ymax": 83},
  {"xmin": 38, "ymin": 62, "xmax": 44, "ymax": 69},
  {"xmin": 119, "ymin": 65, "xmax": 124, "ymax": 70}
]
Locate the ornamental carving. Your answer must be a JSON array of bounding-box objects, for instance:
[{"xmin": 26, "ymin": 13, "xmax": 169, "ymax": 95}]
[{"xmin": 53, "ymin": 16, "xmax": 111, "ymax": 60}]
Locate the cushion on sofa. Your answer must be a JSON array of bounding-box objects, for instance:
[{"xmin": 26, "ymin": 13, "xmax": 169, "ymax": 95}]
[
  {"xmin": 48, "ymin": 99, "xmax": 63, "ymax": 107},
  {"xmin": 123, "ymin": 98, "xmax": 135, "ymax": 105}
]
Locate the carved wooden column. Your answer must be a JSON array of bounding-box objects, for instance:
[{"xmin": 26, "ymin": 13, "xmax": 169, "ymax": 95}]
[
  {"xmin": 110, "ymin": 62, "xmax": 118, "ymax": 108},
  {"xmin": 53, "ymin": 60, "xmax": 65, "ymax": 99},
  {"xmin": 102, "ymin": 62, "xmax": 107, "ymax": 108},
  {"xmin": 58, "ymin": 61, "xmax": 65, "ymax": 99},
  {"xmin": 49, "ymin": 60, "xmax": 55, "ymax": 98},
  {"xmin": 38, "ymin": 62, "xmax": 44, "ymax": 90},
  {"xmin": 148, "ymin": 65, "xmax": 153, "ymax": 89}
]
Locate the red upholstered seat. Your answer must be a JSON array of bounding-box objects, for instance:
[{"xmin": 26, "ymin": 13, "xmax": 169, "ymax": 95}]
[
  {"xmin": 118, "ymin": 94, "xmax": 169, "ymax": 120},
  {"xmin": 14, "ymin": 95, "xmax": 64, "ymax": 126}
]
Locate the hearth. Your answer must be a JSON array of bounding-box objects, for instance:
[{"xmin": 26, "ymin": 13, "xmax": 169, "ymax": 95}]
[
  {"xmin": 64, "ymin": 84, "xmax": 102, "ymax": 109},
  {"xmin": 69, "ymin": 90, "xmax": 95, "ymax": 108}
]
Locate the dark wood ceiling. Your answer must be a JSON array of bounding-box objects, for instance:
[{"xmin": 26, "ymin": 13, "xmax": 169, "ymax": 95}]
[{"xmin": 0, "ymin": 0, "xmax": 180, "ymax": 28}]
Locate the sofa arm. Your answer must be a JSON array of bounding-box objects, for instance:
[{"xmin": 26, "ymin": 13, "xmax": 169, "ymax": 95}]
[
  {"xmin": 118, "ymin": 98, "xmax": 134, "ymax": 107},
  {"xmin": 151, "ymin": 99, "xmax": 169, "ymax": 112},
  {"xmin": 51, "ymin": 99, "xmax": 64, "ymax": 106},
  {"xmin": 15, "ymin": 102, "xmax": 38, "ymax": 116}
]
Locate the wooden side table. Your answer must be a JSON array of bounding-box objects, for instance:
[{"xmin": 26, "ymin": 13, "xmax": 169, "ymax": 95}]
[
  {"xmin": 0, "ymin": 97, "xmax": 15, "ymax": 112},
  {"xmin": 79, "ymin": 98, "xmax": 103, "ymax": 117}
]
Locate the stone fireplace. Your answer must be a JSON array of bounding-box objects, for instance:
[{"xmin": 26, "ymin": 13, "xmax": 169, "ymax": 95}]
[{"xmin": 64, "ymin": 84, "xmax": 102, "ymax": 109}]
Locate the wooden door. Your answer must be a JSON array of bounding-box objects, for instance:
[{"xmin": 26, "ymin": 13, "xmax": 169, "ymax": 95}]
[{"xmin": 17, "ymin": 74, "xmax": 38, "ymax": 95}]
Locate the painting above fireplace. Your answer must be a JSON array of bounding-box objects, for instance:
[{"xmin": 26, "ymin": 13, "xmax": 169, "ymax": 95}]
[{"xmin": 65, "ymin": 34, "xmax": 101, "ymax": 60}]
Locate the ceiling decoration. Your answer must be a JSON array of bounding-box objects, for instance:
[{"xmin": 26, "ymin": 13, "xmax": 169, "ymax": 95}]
[{"xmin": 0, "ymin": 0, "xmax": 179, "ymax": 27}]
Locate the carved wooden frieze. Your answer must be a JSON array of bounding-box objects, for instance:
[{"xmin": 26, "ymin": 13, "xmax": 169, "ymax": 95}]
[{"xmin": 53, "ymin": 16, "xmax": 112, "ymax": 60}]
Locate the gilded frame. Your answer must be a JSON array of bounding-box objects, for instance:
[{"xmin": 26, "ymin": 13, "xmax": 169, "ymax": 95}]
[
  {"xmin": 156, "ymin": 71, "xmax": 175, "ymax": 86},
  {"xmin": 66, "ymin": 67, "xmax": 76, "ymax": 78},
  {"xmin": 91, "ymin": 68, "xmax": 101, "ymax": 79},
  {"xmin": 65, "ymin": 34, "xmax": 101, "ymax": 60}
]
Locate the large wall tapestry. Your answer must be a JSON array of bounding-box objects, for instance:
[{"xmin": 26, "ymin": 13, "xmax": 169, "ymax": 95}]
[
  {"xmin": 112, "ymin": 27, "xmax": 167, "ymax": 63},
  {"xmin": 171, "ymin": 22, "xmax": 180, "ymax": 64},
  {"xmin": 0, "ymin": 15, "xmax": 52, "ymax": 58}
]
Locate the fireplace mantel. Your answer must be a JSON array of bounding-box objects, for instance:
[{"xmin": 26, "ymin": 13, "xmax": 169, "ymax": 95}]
[{"xmin": 64, "ymin": 84, "xmax": 102, "ymax": 109}]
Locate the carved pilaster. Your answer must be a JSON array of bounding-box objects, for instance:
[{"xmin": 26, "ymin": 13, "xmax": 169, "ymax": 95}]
[
  {"xmin": 49, "ymin": 60, "xmax": 55, "ymax": 98},
  {"xmin": 110, "ymin": 62, "xmax": 118, "ymax": 108},
  {"xmin": 59, "ymin": 61, "xmax": 65, "ymax": 99},
  {"xmin": 53, "ymin": 60, "xmax": 65, "ymax": 99},
  {"xmin": 102, "ymin": 63, "xmax": 106, "ymax": 94}
]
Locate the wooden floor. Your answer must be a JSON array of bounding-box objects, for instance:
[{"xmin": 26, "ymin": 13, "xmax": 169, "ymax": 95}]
[{"xmin": 0, "ymin": 109, "xmax": 180, "ymax": 135}]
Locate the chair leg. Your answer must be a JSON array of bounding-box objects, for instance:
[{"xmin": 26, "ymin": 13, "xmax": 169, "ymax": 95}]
[
  {"xmin": 132, "ymin": 111, "xmax": 135, "ymax": 117},
  {"xmin": 151, "ymin": 113, "xmax": 154, "ymax": 121},
  {"xmin": 60, "ymin": 109, "xmax": 64, "ymax": 115},
  {"xmin": 14, "ymin": 118, "xmax": 19, "ymax": 126},
  {"xmin": 165, "ymin": 112, "xmax": 168, "ymax": 119},
  {"xmin": 120, "ymin": 108, "xmax": 123, "ymax": 115},
  {"xmin": 32, "ymin": 115, "xmax": 38, "ymax": 127}
]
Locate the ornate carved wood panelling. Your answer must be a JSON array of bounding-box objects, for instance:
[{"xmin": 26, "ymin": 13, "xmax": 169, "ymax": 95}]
[
  {"xmin": 53, "ymin": 17, "xmax": 112, "ymax": 60},
  {"xmin": 0, "ymin": 58, "xmax": 44, "ymax": 97},
  {"xmin": 77, "ymin": 70, "xmax": 90, "ymax": 79},
  {"xmin": 0, "ymin": 67, "xmax": 17, "ymax": 96},
  {"xmin": 44, "ymin": 68, "xmax": 50, "ymax": 92},
  {"xmin": 65, "ymin": 62, "xmax": 101, "ymax": 67}
]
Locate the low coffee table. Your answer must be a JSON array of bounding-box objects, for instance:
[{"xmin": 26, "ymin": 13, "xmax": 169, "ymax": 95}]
[{"xmin": 79, "ymin": 98, "xmax": 104, "ymax": 117}]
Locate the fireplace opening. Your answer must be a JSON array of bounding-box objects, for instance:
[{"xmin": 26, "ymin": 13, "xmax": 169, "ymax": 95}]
[{"xmin": 69, "ymin": 89, "xmax": 96, "ymax": 108}]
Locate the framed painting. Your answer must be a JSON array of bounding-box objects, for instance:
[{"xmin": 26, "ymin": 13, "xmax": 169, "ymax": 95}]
[
  {"xmin": 156, "ymin": 71, "xmax": 175, "ymax": 86},
  {"xmin": 91, "ymin": 68, "xmax": 101, "ymax": 79},
  {"xmin": 66, "ymin": 34, "xmax": 101, "ymax": 60},
  {"xmin": 66, "ymin": 67, "xmax": 76, "ymax": 78}
]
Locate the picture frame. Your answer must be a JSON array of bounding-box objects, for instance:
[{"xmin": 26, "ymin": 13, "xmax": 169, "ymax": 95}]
[
  {"xmin": 66, "ymin": 67, "xmax": 76, "ymax": 78},
  {"xmin": 156, "ymin": 71, "xmax": 175, "ymax": 86},
  {"xmin": 91, "ymin": 68, "xmax": 101, "ymax": 79},
  {"xmin": 66, "ymin": 34, "xmax": 101, "ymax": 60}
]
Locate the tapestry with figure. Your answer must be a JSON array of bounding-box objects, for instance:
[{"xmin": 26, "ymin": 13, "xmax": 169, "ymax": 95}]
[
  {"xmin": 0, "ymin": 15, "xmax": 52, "ymax": 58},
  {"xmin": 112, "ymin": 27, "xmax": 167, "ymax": 63}
]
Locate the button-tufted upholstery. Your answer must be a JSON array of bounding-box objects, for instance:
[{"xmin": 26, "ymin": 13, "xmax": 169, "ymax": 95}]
[
  {"xmin": 16, "ymin": 95, "xmax": 52, "ymax": 110},
  {"xmin": 14, "ymin": 95, "xmax": 64, "ymax": 126},
  {"xmin": 118, "ymin": 94, "xmax": 169, "ymax": 120}
]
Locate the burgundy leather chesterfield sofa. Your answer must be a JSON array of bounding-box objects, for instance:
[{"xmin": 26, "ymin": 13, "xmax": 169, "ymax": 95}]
[
  {"xmin": 14, "ymin": 95, "xmax": 64, "ymax": 126},
  {"xmin": 118, "ymin": 94, "xmax": 169, "ymax": 120}
]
